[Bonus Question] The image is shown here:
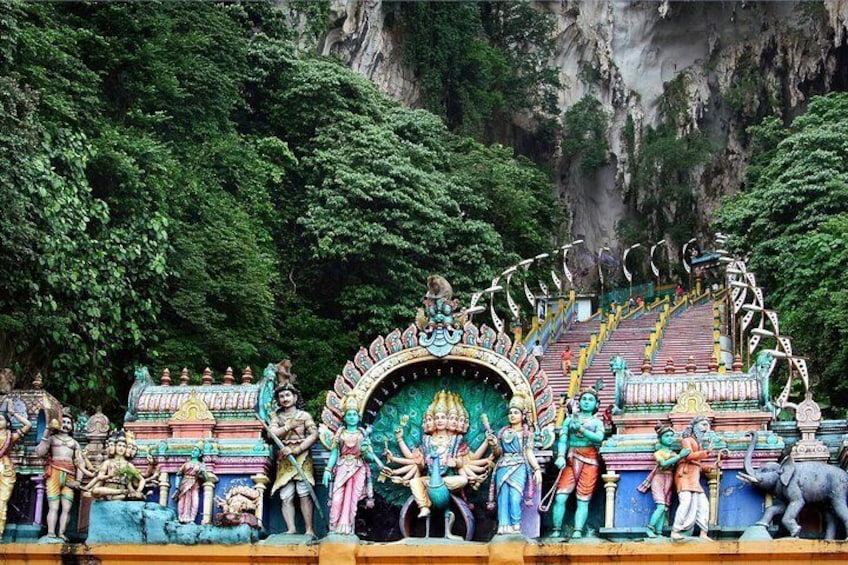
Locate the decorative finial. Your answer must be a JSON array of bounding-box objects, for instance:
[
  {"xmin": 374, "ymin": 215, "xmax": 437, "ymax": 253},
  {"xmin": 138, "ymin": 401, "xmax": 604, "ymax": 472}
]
[
  {"xmin": 686, "ymin": 356, "xmax": 697, "ymax": 374},
  {"xmin": 664, "ymin": 357, "xmax": 676, "ymax": 374},
  {"xmin": 180, "ymin": 368, "xmax": 190, "ymax": 386},
  {"xmin": 732, "ymin": 354, "xmax": 743, "ymax": 373},
  {"xmin": 33, "ymin": 372, "xmax": 43, "ymax": 390},
  {"xmin": 708, "ymin": 356, "xmax": 719, "ymax": 372},
  {"xmin": 641, "ymin": 357, "xmax": 652, "ymax": 375},
  {"xmin": 241, "ymin": 367, "xmax": 253, "ymax": 385},
  {"xmin": 161, "ymin": 368, "xmax": 172, "ymax": 386},
  {"xmin": 202, "ymin": 367, "xmax": 213, "ymax": 386},
  {"xmin": 223, "ymin": 367, "xmax": 234, "ymax": 386}
]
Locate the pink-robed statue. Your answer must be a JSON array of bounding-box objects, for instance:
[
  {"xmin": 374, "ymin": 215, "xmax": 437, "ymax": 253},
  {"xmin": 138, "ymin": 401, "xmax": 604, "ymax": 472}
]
[
  {"xmin": 173, "ymin": 442, "xmax": 210, "ymax": 524},
  {"xmin": 322, "ymin": 396, "xmax": 387, "ymax": 536}
]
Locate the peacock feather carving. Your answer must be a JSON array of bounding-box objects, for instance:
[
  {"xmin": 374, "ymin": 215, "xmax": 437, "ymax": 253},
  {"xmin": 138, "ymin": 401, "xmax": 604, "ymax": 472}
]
[{"xmin": 319, "ymin": 320, "xmax": 557, "ymax": 451}]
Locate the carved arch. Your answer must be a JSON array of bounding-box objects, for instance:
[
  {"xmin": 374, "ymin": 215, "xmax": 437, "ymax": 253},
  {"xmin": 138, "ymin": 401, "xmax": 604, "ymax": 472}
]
[{"xmin": 320, "ymin": 323, "xmax": 556, "ymax": 448}]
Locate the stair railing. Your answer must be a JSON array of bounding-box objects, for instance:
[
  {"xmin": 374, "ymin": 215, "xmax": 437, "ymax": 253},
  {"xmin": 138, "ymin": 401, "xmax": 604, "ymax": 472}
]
[
  {"xmin": 713, "ymin": 295, "xmax": 724, "ymax": 372},
  {"xmin": 645, "ymin": 295, "xmax": 669, "ymax": 312},
  {"xmin": 645, "ymin": 301, "xmax": 673, "ymax": 364},
  {"xmin": 524, "ymin": 291, "xmax": 576, "ymax": 350}
]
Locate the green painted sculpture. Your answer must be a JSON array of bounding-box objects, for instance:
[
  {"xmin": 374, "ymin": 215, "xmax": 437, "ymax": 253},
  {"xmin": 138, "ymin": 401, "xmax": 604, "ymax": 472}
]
[{"xmin": 548, "ymin": 390, "xmax": 604, "ymax": 538}]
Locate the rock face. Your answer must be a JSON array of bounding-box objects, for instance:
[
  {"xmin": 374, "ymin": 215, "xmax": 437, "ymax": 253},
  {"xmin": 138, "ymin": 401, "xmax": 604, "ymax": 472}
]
[
  {"xmin": 87, "ymin": 501, "xmax": 259, "ymax": 545},
  {"xmin": 303, "ymin": 1, "xmax": 847, "ymax": 251}
]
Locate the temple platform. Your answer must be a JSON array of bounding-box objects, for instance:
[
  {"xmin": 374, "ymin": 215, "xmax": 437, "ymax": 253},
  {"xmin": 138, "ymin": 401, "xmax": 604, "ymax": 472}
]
[{"xmin": 3, "ymin": 538, "xmax": 848, "ymax": 565}]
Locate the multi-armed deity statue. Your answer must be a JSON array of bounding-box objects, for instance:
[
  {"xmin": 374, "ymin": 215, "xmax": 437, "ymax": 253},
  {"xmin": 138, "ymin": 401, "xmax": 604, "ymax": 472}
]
[
  {"xmin": 83, "ymin": 430, "xmax": 145, "ymax": 501},
  {"xmin": 386, "ymin": 390, "xmax": 493, "ymax": 520}
]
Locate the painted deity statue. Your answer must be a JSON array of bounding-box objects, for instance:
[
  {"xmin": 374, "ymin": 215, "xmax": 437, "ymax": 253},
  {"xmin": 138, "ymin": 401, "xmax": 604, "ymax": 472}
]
[
  {"xmin": 322, "ymin": 396, "xmax": 388, "ymax": 535},
  {"xmin": 549, "ymin": 390, "xmax": 605, "ymax": 538},
  {"xmin": 268, "ymin": 383, "xmax": 318, "ymax": 536},
  {"xmin": 83, "ymin": 430, "xmax": 145, "ymax": 501},
  {"xmin": 34, "ymin": 408, "xmax": 86, "ymax": 540},
  {"xmin": 386, "ymin": 390, "xmax": 491, "ymax": 517},
  {"xmin": 487, "ymin": 392, "xmax": 542, "ymax": 535},
  {"xmin": 134, "ymin": 440, "xmax": 162, "ymax": 496},
  {"xmin": 671, "ymin": 416, "xmax": 714, "ymax": 540},
  {"xmin": 636, "ymin": 423, "xmax": 690, "ymax": 537},
  {"xmin": 173, "ymin": 442, "xmax": 210, "ymax": 523},
  {"xmin": 0, "ymin": 406, "xmax": 32, "ymax": 538}
]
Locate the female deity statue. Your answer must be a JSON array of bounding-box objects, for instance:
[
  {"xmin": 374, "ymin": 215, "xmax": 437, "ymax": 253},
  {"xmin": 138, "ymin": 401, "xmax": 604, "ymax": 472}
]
[
  {"xmin": 385, "ymin": 390, "xmax": 491, "ymax": 517},
  {"xmin": 487, "ymin": 392, "xmax": 542, "ymax": 535},
  {"xmin": 0, "ymin": 408, "xmax": 31, "ymax": 537},
  {"xmin": 173, "ymin": 442, "xmax": 210, "ymax": 523},
  {"xmin": 322, "ymin": 395, "xmax": 388, "ymax": 535},
  {"xmin": 636, "ymin": 423, "xmax": 690, "ymax": 537}
]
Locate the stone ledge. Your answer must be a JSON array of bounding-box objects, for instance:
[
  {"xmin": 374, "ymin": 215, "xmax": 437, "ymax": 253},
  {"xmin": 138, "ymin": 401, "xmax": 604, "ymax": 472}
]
[{"xmin": 3, "ymin": 539, "xmax": 848, "ymax": 565}]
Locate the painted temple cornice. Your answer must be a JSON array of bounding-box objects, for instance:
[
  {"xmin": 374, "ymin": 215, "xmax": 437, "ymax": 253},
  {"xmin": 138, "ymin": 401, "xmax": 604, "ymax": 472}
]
[{"xmin": 133, "ymin": 384, "xmax": 260, "ymax": 419}]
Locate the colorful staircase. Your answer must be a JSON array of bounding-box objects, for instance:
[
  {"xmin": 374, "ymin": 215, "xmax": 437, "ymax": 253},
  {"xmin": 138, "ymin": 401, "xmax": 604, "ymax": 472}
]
[
  {"xmin": 578, "ymin": 313, "xmax": 658, "ymax": 412},
  {"xmin": 652, "ymin": 299, "xmax": 716, "ymax": 373},
  {"xmin": 540, "ymin": 319, "xmax": 601, "ymax": 398}
]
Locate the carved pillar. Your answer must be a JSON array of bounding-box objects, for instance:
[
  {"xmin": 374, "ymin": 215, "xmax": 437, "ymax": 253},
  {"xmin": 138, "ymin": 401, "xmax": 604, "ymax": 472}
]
[
  {"xmin": 251, "ymin": 473, "xmax": 269, "ymax": 528},
  {"xmin": 706, "ymin": 466, "xmax": 720, "ymax": 527},
  {"xmin": 33, "ymin": 475, "xmax": 45, "ymax": 525},
  {"xmin": 201, "ymin": 477, "xmax": 219, "ymax": 525},
  {"xmin": 158, "ymin": 471, "xmax": 170, "ymax": 507},
  {"xmin": 602, "ymin": 471, "xmax": 619, "ymax": 528}
]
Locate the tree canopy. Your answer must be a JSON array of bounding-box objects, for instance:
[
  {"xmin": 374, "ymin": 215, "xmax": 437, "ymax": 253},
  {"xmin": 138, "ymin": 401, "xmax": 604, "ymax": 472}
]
[
  {"xmin": 714, "ymin": 92, "xmax": 848, "ymax": 413},
  {"xmin": 0, "ymin": 1, "xmax": 558, "ymax": 418}
]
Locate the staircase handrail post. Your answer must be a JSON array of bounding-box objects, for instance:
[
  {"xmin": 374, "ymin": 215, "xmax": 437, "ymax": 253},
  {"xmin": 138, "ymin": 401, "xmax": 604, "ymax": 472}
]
[{"xmin": 568, "ymin": 368, "xmax": 579, "ymax": 397}]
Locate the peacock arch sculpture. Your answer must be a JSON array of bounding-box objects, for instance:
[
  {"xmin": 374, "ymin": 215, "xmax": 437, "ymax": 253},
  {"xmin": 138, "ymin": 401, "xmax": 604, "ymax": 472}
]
[{"xmin": 318, "ymin": 278, "xmax": 556, "ymax": 541}]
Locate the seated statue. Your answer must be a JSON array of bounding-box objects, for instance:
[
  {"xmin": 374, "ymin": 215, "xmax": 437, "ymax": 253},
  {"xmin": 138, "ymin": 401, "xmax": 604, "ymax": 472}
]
[
  {"xmin": 83, "ymin": 430, "xmax": 145, "ymax": 501},
  {"xmin": 384, "ymin": 390, "xmax": 492, "ymax": 518}
]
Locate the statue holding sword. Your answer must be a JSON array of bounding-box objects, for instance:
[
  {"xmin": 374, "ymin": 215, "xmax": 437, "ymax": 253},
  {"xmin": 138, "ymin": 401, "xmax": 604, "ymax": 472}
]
[{"xmin": 264, "ymin": 382, "xmax": 320, "ymax": 536}]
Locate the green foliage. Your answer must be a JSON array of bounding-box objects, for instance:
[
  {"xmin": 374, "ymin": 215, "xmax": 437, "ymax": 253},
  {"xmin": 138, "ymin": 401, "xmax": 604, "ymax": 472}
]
[
  {"xmin": 561, "ymin": 96, "xmax": 609, "ymax": 174},
  {"xmin": 714, "ymin": 93, "xmax": 848, "ymax": 413},
  {"xmin": 393, "ymin": 1, "xmax": 559, "ymax": 139},
  {"xmin": 285, "ymin": 0, "xmax": 331, "ymax": 44},
  {"xmin": 743, "ymin": 116, "xmax": 789, "ymax": 188},
  {"xmin": 0, "ymin": 75, "xmax": 168, "ymax": 404},
  {"xmin": 0, "ymin": 2, "xmax": 559, "ymax": 420},
  {"xmin": 448, "ymin": 138, "xmax": 558, "ymax": 258},
  {"xmin": 622, "ymin": 76, "xmax": 712, "ymax": 260}
]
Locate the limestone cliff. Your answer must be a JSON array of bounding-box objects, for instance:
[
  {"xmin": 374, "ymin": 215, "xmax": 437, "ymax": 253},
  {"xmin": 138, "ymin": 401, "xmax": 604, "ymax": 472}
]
[{"xmin": 291, "ymin": 1, "xmax": 848, "ymax": 255}]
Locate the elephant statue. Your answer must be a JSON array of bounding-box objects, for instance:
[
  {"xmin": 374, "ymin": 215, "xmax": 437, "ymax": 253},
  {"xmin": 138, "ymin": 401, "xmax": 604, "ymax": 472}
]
[{"xmin": 739, "ymin": 431, "xmax": 848, "ymax": 538}]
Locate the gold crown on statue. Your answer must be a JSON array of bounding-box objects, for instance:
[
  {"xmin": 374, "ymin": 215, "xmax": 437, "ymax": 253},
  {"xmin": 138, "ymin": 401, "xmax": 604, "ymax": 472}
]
[
  {"xmin": 343, "ymin": 394, "xmax": 360, "ymax": 412},
  {"xmin": 508, "ymin": 392, "xmax": 532, "ymax": 414},
  {"xmin": 428, "ymin": 390, "xmax": 450, "ymax": 416}
]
